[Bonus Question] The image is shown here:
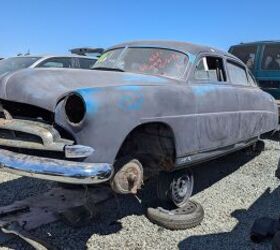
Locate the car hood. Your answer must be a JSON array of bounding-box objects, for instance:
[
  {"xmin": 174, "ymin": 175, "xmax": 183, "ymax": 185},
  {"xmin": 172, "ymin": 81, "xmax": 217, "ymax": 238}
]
[{"xmin": 0, "ymin": 68, "xmax": 174, "ymax": 111}]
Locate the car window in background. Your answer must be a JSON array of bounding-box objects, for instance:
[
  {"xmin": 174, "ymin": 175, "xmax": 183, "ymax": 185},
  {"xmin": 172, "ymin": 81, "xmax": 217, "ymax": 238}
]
[
  {"xmin": 261, "ymin": 44, "xmax": 280, "ymax": 70},
  {"xmin": 79, "ymin": 58, "xmax": 96, "ymax": 69},
  {"xmin": 93, "ymin": 47, "xmax": 189, "ymax": 79},
  {"xmin": 38, "ymin": 57, "xmax": 72, "ymax": 68},
  {"xmin": 227, "ymin": 61, "xmax": 248, "ymax": 85},
  {"xmin": 230, "ymin": 45, "xmax": 257, "ymax": 70},
  {"xmin": 0, "ymin": 57, "xmax": 40, "ymax": 75}
]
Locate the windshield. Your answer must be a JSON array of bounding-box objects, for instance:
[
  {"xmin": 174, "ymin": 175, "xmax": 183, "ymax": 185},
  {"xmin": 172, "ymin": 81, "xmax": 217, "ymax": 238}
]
[
  {"xmin": 93, "ymin": 47, "xmax": 189, "ymax": 79},
  {"xmin": 0, "ymin": 57, "xmax": 40, "ymax": 75}
]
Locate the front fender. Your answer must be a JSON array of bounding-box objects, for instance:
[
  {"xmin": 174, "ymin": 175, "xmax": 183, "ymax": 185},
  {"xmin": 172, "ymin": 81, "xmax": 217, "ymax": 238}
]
[{"xmin": 54, "ymin": 84, "xmax": 197, "ymax": 164}]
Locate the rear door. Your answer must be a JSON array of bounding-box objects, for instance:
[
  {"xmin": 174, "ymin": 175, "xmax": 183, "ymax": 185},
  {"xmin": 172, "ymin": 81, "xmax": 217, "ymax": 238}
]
[
  {"xmin": 190, "ymin": 55, "xmax": 240, "ymax": 151},
  {"xmin": 226, "ymin": 59, "xmax": 269, "ymax": 140}
]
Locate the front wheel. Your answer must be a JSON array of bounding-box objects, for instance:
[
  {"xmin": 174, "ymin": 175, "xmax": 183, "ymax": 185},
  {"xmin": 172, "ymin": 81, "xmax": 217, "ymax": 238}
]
[{"xmin": 157, "ymin": 169, "xmax": 194, "ymax": 208}]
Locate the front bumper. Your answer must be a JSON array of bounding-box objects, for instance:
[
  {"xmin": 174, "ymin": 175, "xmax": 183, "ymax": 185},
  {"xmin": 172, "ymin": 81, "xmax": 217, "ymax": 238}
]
[{"xmin": 0, "ymin": 148, "xmax": 113, "ymax": 184}]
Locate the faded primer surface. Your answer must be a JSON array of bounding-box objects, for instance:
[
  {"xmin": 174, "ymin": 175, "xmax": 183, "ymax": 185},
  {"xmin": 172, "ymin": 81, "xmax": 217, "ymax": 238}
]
[{"xmin": 0, "ymin": 41, "xmax": 278, "ymax": 168}]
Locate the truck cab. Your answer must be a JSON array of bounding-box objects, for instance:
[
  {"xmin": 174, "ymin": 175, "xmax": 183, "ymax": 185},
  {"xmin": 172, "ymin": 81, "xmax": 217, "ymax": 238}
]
[{"xmin": 229, "ymin": 41, "xmax": 280, "ymax": 112}]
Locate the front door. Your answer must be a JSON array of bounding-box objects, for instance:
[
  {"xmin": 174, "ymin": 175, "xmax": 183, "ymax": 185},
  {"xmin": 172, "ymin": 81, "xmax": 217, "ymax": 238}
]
[{"xmin": 190, "ymin": 56, "xmax": 240, "ymax": 152}]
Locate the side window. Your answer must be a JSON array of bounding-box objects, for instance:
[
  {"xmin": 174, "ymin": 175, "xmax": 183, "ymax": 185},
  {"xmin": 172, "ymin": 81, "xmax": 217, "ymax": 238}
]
[
  {"xmin": 194, "ymin": 56, "xmax": 226, "ymax": 82},
  {"xmin": 230, "ymin": 45, "xmax": 257, "ymax": 70},
  {"xmin": 37, "ymin": 58, "xmax": 72, "ymax": 68},
  {"xmin": 261, "ymin": 44, "xmax": 280, "ymax": 70},
  {"xmin": 227, "ymin": 61, "xmax": 248, "ymax": 85},
  {"xmin": 79, "ymin": 58, "xmax": 96, "ymax": 69}
]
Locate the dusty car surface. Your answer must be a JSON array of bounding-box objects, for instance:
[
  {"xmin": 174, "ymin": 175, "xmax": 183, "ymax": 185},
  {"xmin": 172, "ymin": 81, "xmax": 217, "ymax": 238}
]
[{"xmin": 0, "ymin": 41, "xmax": 278, "ymax": 207}]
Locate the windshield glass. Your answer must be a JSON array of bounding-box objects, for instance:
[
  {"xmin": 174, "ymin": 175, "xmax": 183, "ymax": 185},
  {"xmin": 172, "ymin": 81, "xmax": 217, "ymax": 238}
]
[
  {"xmin": 0, "ymin": 57, "xmax": 40, "ymax": 75},
  {"xmin": 93, "ymin": 47, "xmax": 189, "ymax": 79}
]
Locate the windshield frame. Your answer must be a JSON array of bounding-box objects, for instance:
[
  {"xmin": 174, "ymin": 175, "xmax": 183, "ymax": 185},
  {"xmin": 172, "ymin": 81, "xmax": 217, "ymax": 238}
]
[{"xmin": 93, "ymin": 46, "xmax": 190, "ymax": 80}]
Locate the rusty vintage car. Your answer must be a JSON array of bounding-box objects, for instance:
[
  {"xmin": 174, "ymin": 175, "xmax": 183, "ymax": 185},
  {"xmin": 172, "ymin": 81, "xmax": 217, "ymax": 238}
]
[{"xmin": 0, "ymin": 41, "xmax": 278, "ymax": 207}]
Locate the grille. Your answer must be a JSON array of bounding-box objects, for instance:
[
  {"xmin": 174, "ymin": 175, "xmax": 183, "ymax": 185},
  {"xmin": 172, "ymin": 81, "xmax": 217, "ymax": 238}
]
[
  {"xmin": 0, "ymin": 129, "xmax": 43, "ymax": 144},
  {"xmin": 0, "ymin": 99, "xmax": 54, "ymax": 123}
]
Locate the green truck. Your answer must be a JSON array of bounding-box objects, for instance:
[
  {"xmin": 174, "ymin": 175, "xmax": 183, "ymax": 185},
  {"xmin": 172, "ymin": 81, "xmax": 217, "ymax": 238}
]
[{"xmin": 229, "ymin": 41, "xmax": 280, "ymax": 112}]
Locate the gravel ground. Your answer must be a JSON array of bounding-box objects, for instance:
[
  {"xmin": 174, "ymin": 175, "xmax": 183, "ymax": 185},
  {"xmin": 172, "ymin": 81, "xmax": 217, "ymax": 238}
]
[{"xmin": 0, "ymin": 138, "xmax": 279, "ymax": 250}]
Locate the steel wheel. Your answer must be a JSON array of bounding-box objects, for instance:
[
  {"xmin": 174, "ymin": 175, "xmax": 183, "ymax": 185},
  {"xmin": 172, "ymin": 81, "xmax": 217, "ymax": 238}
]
[
  {"xmin": 170, "ymin": 170, "xmax": 194, "ymax": 207},
  {"xmin": 157, "ymin": 169, "xmax": 194, "ymax": 208}
]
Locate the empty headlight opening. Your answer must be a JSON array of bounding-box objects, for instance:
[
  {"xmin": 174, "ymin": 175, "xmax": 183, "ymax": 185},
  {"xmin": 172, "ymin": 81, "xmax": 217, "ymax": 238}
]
[{"xmin": 65, "ymin": 94, "xmax": 86, "ymax": 124}]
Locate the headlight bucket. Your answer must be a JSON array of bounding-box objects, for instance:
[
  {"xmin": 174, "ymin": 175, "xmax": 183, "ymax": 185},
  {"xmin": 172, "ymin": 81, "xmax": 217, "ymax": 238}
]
[{"xmin": 65, "ymin": 93, "xmax": 86, "ymax": 124}]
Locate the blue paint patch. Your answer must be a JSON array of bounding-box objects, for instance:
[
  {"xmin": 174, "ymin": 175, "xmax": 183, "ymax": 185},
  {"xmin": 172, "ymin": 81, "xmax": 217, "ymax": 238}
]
[
  {"xmin": 117, "ymin": 85, "xmax": 144, "ymax": 110},
  {"xmin": 192, "ymin": 85, "xmax": 217, "ymax": 96},
  {"xmin": 119, "ymin": 94, "xmax": 144, "ymax": 111},
  {"xmin": 186, "ymin": 52, "xmax": 196, "ymax": 64},
  {"xmin": 77, "ymin": 88, "xmax": 102, "ymax": 115}
]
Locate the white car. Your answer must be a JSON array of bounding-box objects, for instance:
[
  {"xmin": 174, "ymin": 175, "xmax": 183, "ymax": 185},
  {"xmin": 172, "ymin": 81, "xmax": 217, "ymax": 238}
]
[{"xmin": 0, "ymin": 55, "xmax": 97, "ymax": 76}]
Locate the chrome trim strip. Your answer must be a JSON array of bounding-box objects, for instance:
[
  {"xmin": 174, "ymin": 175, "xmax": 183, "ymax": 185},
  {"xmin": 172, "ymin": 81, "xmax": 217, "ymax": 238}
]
[{"xmin": 0, "ymin": 149, "xmax": 113, "ymax": 184}]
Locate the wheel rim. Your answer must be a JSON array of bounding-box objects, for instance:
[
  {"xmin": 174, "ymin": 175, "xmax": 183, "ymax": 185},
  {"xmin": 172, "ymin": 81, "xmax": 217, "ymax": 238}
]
[{"xmin": 171, "ymin": 170, "xmax": 194, "ymax": 207}]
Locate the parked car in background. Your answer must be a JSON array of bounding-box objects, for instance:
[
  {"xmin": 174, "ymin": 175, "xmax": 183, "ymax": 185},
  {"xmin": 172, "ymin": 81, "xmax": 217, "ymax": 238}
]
[
  {"xmin": 229, "ymin": 41, "xmax": 280, "ymax": 114},
  {"xmin": 0, "ymin": 41, "xmax": 277, "ymax": 208},
  {"xmin": 70, "ymin": 47, "xmax": 104, "ymax": 57},
  {"xmin": 0, "ymin": 55, "xmax": 97, "ymax": 76}
]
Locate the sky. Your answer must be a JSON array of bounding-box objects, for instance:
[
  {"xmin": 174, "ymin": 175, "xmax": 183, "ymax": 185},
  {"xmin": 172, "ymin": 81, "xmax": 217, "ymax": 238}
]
[{"xmin": 0, "ymin": 0, "xmax": 280, "ymax": 57}]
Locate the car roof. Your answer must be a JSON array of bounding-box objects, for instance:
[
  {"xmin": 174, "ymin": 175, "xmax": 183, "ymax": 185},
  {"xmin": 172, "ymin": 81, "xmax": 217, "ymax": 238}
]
[
  {"xmin": 230, "ymin": 40, "xmax": 280, "ymax": 47},
  {"xmin": 107, "ymin": 40, "xmax": 232, "ymax": 57}
]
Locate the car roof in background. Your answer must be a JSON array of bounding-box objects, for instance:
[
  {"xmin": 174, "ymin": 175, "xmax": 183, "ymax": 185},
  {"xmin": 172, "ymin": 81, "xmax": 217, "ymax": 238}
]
[
  {"xmin": 230, "ymin": 40, "xmax": 280, "ymax": 47},
  {"xmin": 107, "ymin": 40, "xmax": 233, "ymax": 57}
]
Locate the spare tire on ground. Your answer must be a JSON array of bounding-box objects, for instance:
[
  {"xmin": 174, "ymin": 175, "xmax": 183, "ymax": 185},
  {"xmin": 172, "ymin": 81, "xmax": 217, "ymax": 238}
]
[{"xmin": 146, "ymin": 200, "xmax": 204, "ymax": 230}]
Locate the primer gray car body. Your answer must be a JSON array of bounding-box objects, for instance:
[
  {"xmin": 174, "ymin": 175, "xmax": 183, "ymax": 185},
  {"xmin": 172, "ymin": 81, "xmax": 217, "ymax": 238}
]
[{"xmin": 0, "ymin": 41, "xmax": 277, "ymax": 185}]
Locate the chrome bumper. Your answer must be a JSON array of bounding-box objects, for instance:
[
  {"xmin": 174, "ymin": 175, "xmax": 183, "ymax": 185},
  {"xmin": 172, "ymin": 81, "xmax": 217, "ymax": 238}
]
[{"xmin": 0, "ymin": 148, "xmax": 113, "ymax": 184}]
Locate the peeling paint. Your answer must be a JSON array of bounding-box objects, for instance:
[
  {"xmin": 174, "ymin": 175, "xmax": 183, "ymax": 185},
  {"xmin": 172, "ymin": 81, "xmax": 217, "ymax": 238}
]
[{"xmin": 119, "ymin": 94, "xmax": 144, "ymax": 111}]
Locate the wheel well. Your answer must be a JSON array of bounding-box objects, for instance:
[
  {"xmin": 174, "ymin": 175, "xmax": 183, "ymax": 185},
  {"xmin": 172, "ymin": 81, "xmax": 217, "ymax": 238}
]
[{"xmin": 115, "ymin": 122, "xmax": 176, "ymax": 179}]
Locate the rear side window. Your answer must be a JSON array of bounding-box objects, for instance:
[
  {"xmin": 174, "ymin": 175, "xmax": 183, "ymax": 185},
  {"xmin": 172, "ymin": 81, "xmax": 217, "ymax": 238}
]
[
  {"xmin": 230, "ymin": 45, "xmax": 257, "ymax": 70},
  {"xmin": 261, "ymin": 44, "xmax": 280, "ymax": 70},
  {"xmin": 79, "ymin": 58, "xmax": 96, "ymax": 69},
  {"xmin": 227, "ymin": 61, "xmax": 248, "ymax": 85},
  {"xmin": 194, "ymin": 57, "xmax": 226, "ymax": 82}
]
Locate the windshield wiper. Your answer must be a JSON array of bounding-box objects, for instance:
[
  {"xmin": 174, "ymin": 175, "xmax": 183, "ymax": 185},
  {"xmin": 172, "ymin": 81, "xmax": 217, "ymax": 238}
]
[{"xmin": 92, "ymin": 67, "xmax": 125, "ymax": 72}]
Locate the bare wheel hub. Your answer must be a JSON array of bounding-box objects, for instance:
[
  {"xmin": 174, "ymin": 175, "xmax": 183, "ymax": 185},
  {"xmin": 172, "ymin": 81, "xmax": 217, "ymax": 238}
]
[{"xmin": 111, "ymin": 159, "xmax": 143, "ymax": 194}]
